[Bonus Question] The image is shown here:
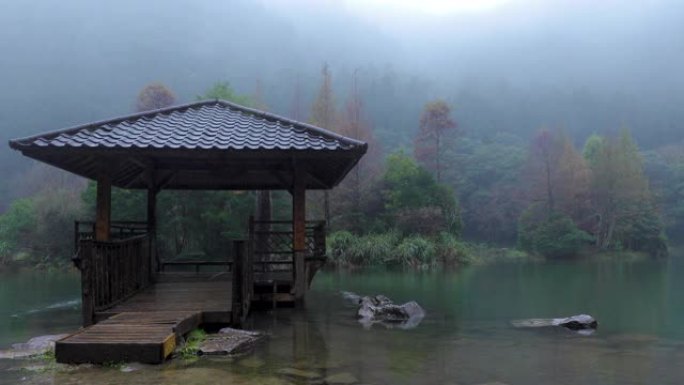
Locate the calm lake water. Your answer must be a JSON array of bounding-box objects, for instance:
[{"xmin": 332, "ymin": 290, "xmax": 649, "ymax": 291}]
[{"xmin": 2, "ymin": 256, "xmax": 684, "ymax": 385}]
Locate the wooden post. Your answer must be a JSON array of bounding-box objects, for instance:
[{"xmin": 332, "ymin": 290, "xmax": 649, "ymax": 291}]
[
  {"xmin": 80, "ymin": 240, "xmax": 94, "ymax": 327},
  {"xmin": 95, "ymin": 173, "xmax": 111, "ymax": 241},
  {"xmin": 292, "ymin": 167, "xmax": 307, "ymax": 301},
  {"xmin": 147, "ymin": 186, "xmax": 158, "ymax": 275},
  {"xmin": 231, "ymin": 240, "xmax": 251, "ymax": 326}
]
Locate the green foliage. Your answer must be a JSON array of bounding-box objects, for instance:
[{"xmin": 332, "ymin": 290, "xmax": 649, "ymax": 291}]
[
  {"xmin": 198, "ymin": 81, "xmax": 253, "ymax": 106},
  {"xmin": 445, "ymin": 134, "xmax": 526, "ymax": 243},
  {"xmin": 435, "ymin": 232, "xmax": 473, "ymax": 265},
  {"xmin": 328, "ymin": 231, "xmax": 484, "ymax": 268},
  {"xmin": 0, "ymin": 198, "xmax": 36, "ymax": 256},
  {"xmin": 0, "ymin": 190, "xmax": 82, "ymax": 266},
  {"xmin": 383, "ymin": 151, "xmax": 461, "ymax": 235},
  {"xmin": 82, "ymin": 182, "xmax": 146, "ymax": 221},
  {"xmin": 518, "ymin": 208, "xmax": 593, "ymax": 258},
  {"xmin": 82, "ymin": 184, "xmax": 255, "ymax": 259},
  {"xmin": 178, "ymin": 329, "xmax": 207, "ymax": 359},
  {"xmin": 328, "ymin": 231, "xmax": 400, "ymax": 266},
  {"xmin": 395, "ymin": 235, "xmax": 436, "ymax": 267},
  {"xmin": 327, "ymin": 230, "xmax": 355, "ymax": 261},
  {"xmin": 582, "ymin": 133, "xmax": 603, "ymax": 166},
  {"xmin": 588, "ymin": 130, "xmax": 667, "ymax": 254}
]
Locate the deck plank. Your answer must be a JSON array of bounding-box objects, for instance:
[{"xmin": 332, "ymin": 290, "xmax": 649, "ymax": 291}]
[{"xmin": 56, "ymin": 274, "xmax": 232, "ymax": 364}]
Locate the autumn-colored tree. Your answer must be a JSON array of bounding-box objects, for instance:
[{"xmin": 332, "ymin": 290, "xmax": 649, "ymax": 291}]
[
  {"xmin": 289, "ymin": 74, "xmax": 304, "ymax": 121},
  {"xmin": 414, "ymin": 100, "xmax": 457, "ymax": 182},
  {"xmin": 529, "ymin": 129, "xmax": 559, "ymax": 215},
  {"xmin": 252, "ymin": 78, "xmax": 268, "ymax": 111},
  {"xmin": 524, "ymin": 130, "xmax": 590, "ymax": 222},
  {"xmin": 555, "ymin": 134, "xmax": 592, "ymax": 225},
  {"xmin": 309, "ymin": 64, "xmax": 338, "ymax": 227},
  {"xmin": 518, "ymin": 130, "xmax": 593, "ymax": 257},
  {"xmin": 333, "ymin": 70, "xmax": 382, "ymax": 230},
  {"xmin": 136, "ymin": 82, "xmax": 176, "ymax": 112},
  {"xmin": 309, "ymin": 63, "xmax": 336, "ymax": 129}
]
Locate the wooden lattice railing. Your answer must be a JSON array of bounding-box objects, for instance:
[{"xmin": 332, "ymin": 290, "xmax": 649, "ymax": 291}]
[
  {"xmin": 74, "ymin": 221, "xmax": 148, "ymax": 253},
  {"xmin": 249, "ymin": 218, "xmax": 326, "ymax": 273},
  {"xmin": 75, "ymin": 234, "xmax": 152, "ymax": 326}
]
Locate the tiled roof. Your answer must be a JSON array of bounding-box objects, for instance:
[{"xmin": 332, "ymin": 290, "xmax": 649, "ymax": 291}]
[{"xmin": 10, "ymin": 100, "xmax": 365, "ymax": 152}]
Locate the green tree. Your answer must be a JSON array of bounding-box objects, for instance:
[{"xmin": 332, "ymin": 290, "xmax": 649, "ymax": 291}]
[
  {"xmin": 198, "ymin": 81, "xmax": 253, "ymax": 106},
  {"xmin": 588, "ymin": 130, "xmax": 667, "ymax": 255},
  {"xmin": 383, "ymin": 151, "xmax": 461, "ymax": 235},
  {"xmin": 448, "ymin": 134, "xmax": 526, "ymax": 243},
  {"xmin": 518, "ymin": 206, "xmax": 593, "ymax": 258}
]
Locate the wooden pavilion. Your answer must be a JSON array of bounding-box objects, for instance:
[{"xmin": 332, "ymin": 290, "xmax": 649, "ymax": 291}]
[{"xmin": 8, "ymin": 99, "xmax": 367, "ymax": 363}]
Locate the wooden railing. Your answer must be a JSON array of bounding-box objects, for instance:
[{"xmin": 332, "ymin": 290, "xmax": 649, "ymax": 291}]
[
  {"xmin": 249, "ymin": 219, "xmax": 327, "ymax": 273},
  {"xmin": 74, "ymin": 221, "xmax": 148, "ymax": 253},
  {"xmin": 76, "ymin": 234, "xmax": 152, "ymax": 326}
]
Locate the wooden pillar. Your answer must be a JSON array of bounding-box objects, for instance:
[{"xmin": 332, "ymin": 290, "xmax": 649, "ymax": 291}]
[
  {"xmin": 147, "ymin": 186, "xmax": 158, "ymax": 275},
  {"xmin": 80, "ymin": 240, "xmax": 94, "ymax": 327},
  {"xmin": 95, "ymin": 173, "xmax": 111, "ymax": 241},
  {"xmin": 292, "ymin": 168, "xmax": 307, "ymax": 301}
]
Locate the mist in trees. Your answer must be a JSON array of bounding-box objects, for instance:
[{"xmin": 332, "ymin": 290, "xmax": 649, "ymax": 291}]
[{"xmin": 1, "ymin": 0, "xmax": 683, "ymax": 264}]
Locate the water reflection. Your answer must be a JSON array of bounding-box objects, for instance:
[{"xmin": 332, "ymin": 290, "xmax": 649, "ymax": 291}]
[{"xmin": 3, "ymin": 258, "xmax": 684, "ymax": 384}]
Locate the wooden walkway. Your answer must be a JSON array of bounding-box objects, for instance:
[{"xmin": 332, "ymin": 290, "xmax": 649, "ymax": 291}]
[{"xmin": 56, "ymin": 273, "xmax": 232, "ymax": 364}]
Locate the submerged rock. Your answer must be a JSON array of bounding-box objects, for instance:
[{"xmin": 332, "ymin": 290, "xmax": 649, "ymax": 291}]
[
  {"xmin": 238, "ymin": 356, "xmax": 265, "ymax": 368},
  {"xmin": 198, "ymin": 328, "xmax": 263, "ymax": 356},
  {"xmin": 324, "ymin": 372, "xmax": 359, "ymax": 385},
  {"xmin": 344, "ymin": 292, "xmax": 425, "ymax": 330},
  {"xmin": 511, "ymin": 314, "xmax": 598, "ymax": 331},
  {"xmin": 276, "ymin": 367, "xmax": 322, "ymax": 380},
  {"xmin": 0, "ymin": 334, "xmax": 69, "ymax": 359}
]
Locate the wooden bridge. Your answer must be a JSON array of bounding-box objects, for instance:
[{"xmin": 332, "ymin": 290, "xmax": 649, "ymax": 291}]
[{"xmin": 8, "ymin": 100, "xmax": 366, "ymax": 364}]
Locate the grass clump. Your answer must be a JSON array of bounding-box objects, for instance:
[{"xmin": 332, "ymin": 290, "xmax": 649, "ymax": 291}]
[
  {"xmin": 327, "ymin": 230, "xmax": 534, "ymax": 269},
  {"xmin": 177, "ymin": 329, "xmax": 207, "ymax": 359},
  {"xmin": 395, "ymin": 235, "xmax": 436, "ymax": 268}
]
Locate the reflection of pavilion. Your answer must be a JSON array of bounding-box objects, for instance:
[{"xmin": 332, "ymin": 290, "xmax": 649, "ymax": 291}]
[{"xmin": 9, "ymin": 100, "xmax": 366, "ymax": 363}]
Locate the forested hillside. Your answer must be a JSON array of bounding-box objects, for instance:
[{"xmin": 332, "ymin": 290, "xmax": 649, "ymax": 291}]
[{"xmin": 1, "ymin": 0, "xmax": 683, "ymax": 266}]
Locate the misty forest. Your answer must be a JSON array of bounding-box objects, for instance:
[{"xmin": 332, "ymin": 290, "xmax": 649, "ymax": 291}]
[
  {"xmin": 1, "ymin": 0, "xmax": 681, "ymax": 268},
  {"xmin": 1, "ymin": 1, "xmax": 684, "ymax": 384}
]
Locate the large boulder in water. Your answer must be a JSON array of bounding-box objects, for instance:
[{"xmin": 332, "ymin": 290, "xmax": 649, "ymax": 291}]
[{"xmin": 343, "ymin": 292, "xmax": 425, "ymax": 329}]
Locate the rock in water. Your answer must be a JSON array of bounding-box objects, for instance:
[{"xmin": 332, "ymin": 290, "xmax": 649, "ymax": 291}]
[
  {"xmin": 324, "ymin": 372, "xmax": 359, "ymax": 385},
  {"xmin": 198, "ymin": 328, "xmax": 263, "ymax": 356},
  {"xmin": 555, "ymin": 314, "xmax": 598, "ymax": 330},
  {"xmin": 511, "ymin": 314, "xmax": 598, "ymax": 330},
  {"xmin": 0, "ymin": 334, "xmax": 70, "ymax": 359},
  {"xmin": 276, "ymin": 368, "xmax": 322, "ymax": 380},
  {"xmin": 345, "ymin": 292, "xmax": 425, "ymax": 329}
]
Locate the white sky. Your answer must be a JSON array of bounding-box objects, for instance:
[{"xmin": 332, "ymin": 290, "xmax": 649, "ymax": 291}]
[{"xmin": 343, "ymin": 0, "xmax": 516, "ymax": 16}]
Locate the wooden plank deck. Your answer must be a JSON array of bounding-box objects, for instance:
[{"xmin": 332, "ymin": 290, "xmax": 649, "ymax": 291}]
[{"xmin": 56, "ymin": 273, "xmax": 232, "ymax": 364}]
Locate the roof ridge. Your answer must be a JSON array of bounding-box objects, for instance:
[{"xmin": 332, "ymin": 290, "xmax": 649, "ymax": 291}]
[{"xmin": 9, "ymin": 99, "xmax": 367, "ymax": 150}]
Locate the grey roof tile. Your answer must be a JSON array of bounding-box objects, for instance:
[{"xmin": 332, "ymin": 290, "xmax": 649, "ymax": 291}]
[{"xmin": 10, "ymin": 100, "xmax": 365, "ymax": 153}]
